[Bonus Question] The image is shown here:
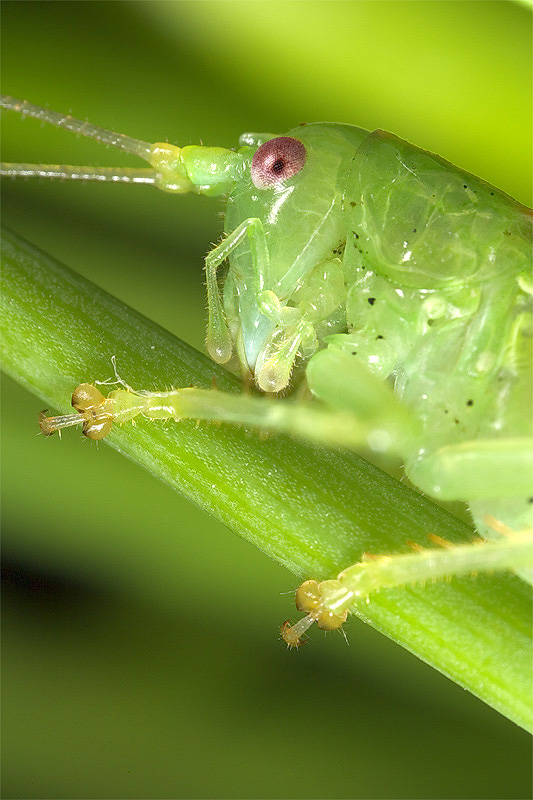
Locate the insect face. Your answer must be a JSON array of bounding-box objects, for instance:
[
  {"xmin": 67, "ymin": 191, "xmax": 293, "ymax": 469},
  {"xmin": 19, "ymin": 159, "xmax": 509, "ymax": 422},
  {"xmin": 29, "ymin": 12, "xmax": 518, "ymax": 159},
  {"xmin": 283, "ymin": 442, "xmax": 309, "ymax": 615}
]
[{"xmin": 223, "ymin": 123, "xmax": 368, "ymax": 389}]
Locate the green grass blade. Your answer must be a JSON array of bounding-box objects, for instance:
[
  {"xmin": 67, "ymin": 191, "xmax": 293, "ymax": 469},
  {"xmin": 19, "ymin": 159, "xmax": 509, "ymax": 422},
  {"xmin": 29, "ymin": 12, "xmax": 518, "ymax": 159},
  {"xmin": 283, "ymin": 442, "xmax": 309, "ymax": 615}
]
[{"xmin": 1, "ymin": 226, "xmax": 531, "ymax": 730}]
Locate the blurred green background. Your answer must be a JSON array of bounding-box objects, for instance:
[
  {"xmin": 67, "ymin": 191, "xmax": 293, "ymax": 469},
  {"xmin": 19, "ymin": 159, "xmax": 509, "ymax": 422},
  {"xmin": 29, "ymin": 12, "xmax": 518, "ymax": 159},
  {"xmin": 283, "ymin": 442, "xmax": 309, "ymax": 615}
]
[{"xmin": 1, "ymin": 2, "xmax": 532, "ymax": 798}]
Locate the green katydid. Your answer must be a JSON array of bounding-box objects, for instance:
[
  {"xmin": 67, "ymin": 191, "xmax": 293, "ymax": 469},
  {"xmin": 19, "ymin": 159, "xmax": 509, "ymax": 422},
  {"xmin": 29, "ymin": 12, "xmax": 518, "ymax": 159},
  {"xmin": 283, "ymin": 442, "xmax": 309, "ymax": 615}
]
[{"xmin": 1, "ymin": 95, "xmax": 532, "ymax": 644}]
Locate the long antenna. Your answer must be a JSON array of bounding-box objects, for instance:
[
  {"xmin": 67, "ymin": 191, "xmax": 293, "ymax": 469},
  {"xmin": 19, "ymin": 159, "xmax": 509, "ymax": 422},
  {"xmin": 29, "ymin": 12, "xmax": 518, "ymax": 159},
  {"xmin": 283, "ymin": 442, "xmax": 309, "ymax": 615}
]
[
  {"xmin": 1, "ymin": 95, "xmax": 244, "ymax": 194},
  {"xmin": 0, "ymin": 164, "xmax": 158, "ymax": 184},
  {"xmin": 0, "ymin": 95, "xmax": 153, "ymax": 160}
]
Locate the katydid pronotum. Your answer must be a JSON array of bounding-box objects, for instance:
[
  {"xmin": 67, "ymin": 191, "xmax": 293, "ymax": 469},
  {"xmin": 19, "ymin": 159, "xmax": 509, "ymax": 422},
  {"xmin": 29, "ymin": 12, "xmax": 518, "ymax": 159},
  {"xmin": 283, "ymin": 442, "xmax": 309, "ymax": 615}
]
[{"xmin": 1, "ymin": 95, "xmax": 531, "ymax": 646}]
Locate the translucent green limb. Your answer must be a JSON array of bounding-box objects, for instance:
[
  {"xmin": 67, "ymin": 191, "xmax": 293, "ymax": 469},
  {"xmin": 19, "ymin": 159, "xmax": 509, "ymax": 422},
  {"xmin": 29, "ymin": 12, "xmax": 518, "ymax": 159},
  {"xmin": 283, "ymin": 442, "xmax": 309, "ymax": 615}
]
[
  {"xmin": 306, "ymin": 348, "xmax": 418, "ymax": 444},
  {"xmin": 0, "ymin": 164, "xmax": 158, "ymax": 184},
  {"xmin": 281, "ymin": 530, "xmax": 533, "ymax": 647},
  {"xmin": 407, "ymin": 438, "xmax": 533, "ymax": 500},
  {"xmin": 38, "ymin": 380, "xmax": 409, "ymax": 455},
  {"xmin": 0, "ymin": 94, "xmax": 245, "ymax": 196},
  {"xmin": 255, "ymin": 258, "xmax": 347, "ymax": 392},
  {"xmin": 470, "ymin": 501, "xmax": 533, "ymax": 583},
  {"xmin": 205, "ymin": 218, "xmax": 270, "ymax": 364},
  {"xmin": 254, "ymin": 319, "xmax": 312, "ymax": 393}
]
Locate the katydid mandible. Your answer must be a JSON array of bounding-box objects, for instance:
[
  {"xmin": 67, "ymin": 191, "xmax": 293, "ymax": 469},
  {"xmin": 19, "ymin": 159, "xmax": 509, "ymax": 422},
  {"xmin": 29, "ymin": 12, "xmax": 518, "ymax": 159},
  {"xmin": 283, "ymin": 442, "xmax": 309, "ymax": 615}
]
[{"xmin": 1, "ymin": 95, "xmax": 532, "ymax": 641}]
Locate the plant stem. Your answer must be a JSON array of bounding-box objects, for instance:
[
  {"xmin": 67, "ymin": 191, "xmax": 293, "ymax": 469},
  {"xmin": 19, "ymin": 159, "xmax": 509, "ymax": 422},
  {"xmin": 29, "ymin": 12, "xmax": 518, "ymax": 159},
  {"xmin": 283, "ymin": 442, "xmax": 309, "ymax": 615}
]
[{"xmin": 1, "ymin": 226, "xmax": 531, "ymax": 730}]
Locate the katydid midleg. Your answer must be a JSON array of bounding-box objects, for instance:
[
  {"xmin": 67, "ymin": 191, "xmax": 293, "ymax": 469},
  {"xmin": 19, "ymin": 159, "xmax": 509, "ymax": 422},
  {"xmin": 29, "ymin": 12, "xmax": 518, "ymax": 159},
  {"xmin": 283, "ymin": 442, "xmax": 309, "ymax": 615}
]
[{"xmin": 1, "ymin": 95, "xmax": 532, "ymax": 641}]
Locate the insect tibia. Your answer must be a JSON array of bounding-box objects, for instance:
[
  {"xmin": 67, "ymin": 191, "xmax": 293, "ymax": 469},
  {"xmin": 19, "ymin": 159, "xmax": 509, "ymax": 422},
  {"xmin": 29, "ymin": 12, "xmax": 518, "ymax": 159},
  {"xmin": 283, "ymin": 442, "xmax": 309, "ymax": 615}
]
[
  {"xmin": 336, "ymin": 532, "xmax": 533, "ymax": 594},
  {"xmin": 39, "ymin": 377, "xmax": 423, "ymax": 455},
  {"xmin": 282, "ymin": 532, "xmax": 533, "ymax": 647}
]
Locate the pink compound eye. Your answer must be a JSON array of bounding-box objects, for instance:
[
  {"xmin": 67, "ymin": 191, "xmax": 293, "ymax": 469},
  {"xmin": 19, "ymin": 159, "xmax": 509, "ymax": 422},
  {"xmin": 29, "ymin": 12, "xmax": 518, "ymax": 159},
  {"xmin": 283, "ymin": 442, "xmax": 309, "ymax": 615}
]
[{"xmin": 251, "ymin": 136, "xmax": 306, "ymax": 188}]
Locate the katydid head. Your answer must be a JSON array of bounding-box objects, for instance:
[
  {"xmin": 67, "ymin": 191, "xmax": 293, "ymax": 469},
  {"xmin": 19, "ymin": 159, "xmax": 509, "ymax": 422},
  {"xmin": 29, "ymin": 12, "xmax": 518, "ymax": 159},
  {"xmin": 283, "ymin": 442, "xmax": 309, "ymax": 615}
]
[
  {"xmin": 153, "ymin": 123, "xmax": 368, "ymax": 391},
  {"xmin": 217, "ymin": 123, "xmax": 368, "ymax": 391},
  {"xmin": 0, "ymin": 98, "xmax": 368, "ymax": 394}
]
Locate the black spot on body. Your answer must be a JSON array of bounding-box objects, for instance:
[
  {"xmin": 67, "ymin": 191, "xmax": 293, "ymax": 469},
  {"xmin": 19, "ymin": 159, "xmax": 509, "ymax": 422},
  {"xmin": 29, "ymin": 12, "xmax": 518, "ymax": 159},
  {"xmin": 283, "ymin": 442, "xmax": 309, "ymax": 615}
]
[
  {"xmin": 466, "ymin": 399, "xmax": 474, "ymax": 406},
  {"xmin": 368, "ymin": 297, "xmax": 376, "ymax": 305}
]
